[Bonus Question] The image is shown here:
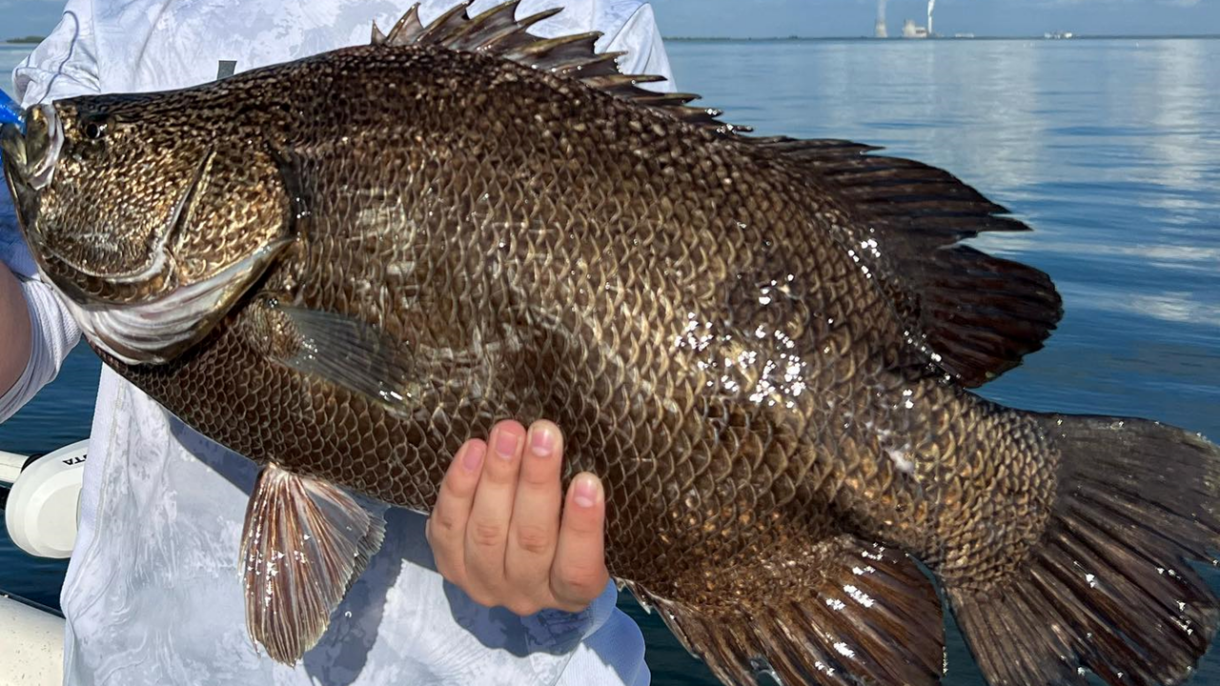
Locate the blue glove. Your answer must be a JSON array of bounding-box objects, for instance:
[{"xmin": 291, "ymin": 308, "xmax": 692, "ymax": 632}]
[{"xmin": 0, "ymin": 89, "xmax": 24, "ymax": 133}]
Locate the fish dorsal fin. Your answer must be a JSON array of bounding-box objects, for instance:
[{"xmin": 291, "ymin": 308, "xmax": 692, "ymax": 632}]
[
  {"xmin": 371, "ymin": 1, "xmax": 753, "ymax": 135},
  {"xmin": 369, "ymin": 2, "xmax": 1060, "ymax": 385},
  {"xmin": 755, "ymin": 136, "xmax": 1063, "ymax": 386}
]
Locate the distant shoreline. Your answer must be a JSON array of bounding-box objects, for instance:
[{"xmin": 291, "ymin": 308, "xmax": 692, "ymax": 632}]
[
  {"xmin": 664, "ymin": 34, "xmax": 1220, "ymax": 42},
  {"xmin": 7, "ymin": 34, "xmax": 1219, "ymax": 46}
]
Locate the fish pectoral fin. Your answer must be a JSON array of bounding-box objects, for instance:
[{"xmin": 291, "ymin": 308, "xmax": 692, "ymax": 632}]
[
  {"xmin": 630, "ymin": 533, "xmax": 944, "ymax": 686},
  {"xmin": 243, "ymin": 299, "xmax": 418, "ymax": 407},
  {"xmin": 240, "ymin": 463, "xmax": 386, "ymax": 664}
]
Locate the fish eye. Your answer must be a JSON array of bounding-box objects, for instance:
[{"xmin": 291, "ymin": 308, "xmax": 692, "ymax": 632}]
[{"xmin": 83, "ymin": 121, "xmax": 107, "ymax": 141}]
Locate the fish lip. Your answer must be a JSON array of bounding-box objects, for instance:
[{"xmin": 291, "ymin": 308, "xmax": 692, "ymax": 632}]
[
  {"xmin": 24, "ymin": 105, "xmax": 62, "ymax": 191},
  {"xmin": 2, "ymin": 107, "xmax": 59, "ymax": 242},
  {"xmin": 65, "ymin": 147, "xmax": 213, "ymax": 290},
  {"xmin": 1, "ymin": 122, "xmax": 38, "ymax": 238},
  {"xmin": 0, "ymin": 121, "xmax": 27, "ymax": 169}
]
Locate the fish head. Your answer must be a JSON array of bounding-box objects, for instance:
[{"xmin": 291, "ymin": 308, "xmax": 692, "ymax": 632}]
[
  {"xmin": 2, "ymin": 94, "xmax": 293, "ymax": 365},
  {"xmin": 3, "ymin": 97, "xmax": 206, "ymax": 289}
]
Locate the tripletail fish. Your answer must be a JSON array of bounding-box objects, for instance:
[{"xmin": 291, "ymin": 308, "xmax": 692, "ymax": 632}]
[{"xmin": 3, "ymin": 3, "xmax": 1219, "ymax": 684}]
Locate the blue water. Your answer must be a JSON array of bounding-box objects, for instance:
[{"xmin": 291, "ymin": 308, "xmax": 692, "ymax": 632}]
[
  {"xmin": 3, "ymin": 37, "xmax": 1220, "ymax": 684},
  {"xmin": 3, "ymin": 44, "xmax": 27, "ymax": 97}
]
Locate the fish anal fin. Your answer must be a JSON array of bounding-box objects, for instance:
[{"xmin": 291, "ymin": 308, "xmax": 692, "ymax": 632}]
[
  {"xmin": 240, "ymin": 463, "xmax": 386, "ymax": 664},
  {"xmin": 755, "ymin": 137, "xmax": 1063, "ymax": 386},
  {"xmin": 241, "ymin": 298, "xmax": 419, "ymax": 408},
  {"xmin": 632, "ymin": 534, "xmax": 944, "ymax": 686},
  {"xmin": 370, "ymin": 2, "xmax": 753, "ymax": 136}
]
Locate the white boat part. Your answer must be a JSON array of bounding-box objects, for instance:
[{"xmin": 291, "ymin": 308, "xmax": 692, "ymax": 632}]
[
  {"xmin": 0, "ymin": 593, "xmax": 64, "ymax": 685},
  {"xmin": 0, "ymin": 450, "xmax": 26, "ymax": 485},
  {"xmin": 4, "ymin": 440, "xmax": 88, "ymax": 559}
]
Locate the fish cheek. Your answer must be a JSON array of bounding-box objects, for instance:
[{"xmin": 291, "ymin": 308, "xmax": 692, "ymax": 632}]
[
  {"xmin": 37, "ymin": 134, "xmax": 194, "ymax": 279},
  {"xmin": 170, "ymin": 150, "xmax": 291, "ymax": 283}
]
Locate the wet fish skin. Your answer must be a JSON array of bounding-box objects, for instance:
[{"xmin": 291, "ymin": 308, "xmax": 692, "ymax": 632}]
[
  {"xmin": 78, "ymin": 43, "xmax": 1044, "ymax": 582},
  {"xmin": 5, "ymin": 4, "xmax": 1220, "ymax": 685},
  {"xmin": 63, "ymin": 44, "xmax": 1047, "ymax": 672}
]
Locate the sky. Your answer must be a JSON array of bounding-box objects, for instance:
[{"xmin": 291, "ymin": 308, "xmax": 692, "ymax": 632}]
[{"xmin": 2, "ymin": 0, "xmax": 1219, "ymax": 39}]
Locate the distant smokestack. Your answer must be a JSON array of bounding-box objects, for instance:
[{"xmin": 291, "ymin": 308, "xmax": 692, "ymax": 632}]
[
  {"xmin": 875, "ymin": 0, "xmax": 888, "ymax": 38},
  {"xmin": 927, "ymin": 0, "xmax": 935, "ymax": 36}
]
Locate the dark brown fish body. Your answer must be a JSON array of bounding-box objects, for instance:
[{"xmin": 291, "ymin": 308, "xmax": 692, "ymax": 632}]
[
  {"xmin": 5, "ymin": 4, "xmax": 1220, "ymax": 685},
  {"xmin": 88, "ymin": 42, "xmax": 1048, "ymax": 586}
]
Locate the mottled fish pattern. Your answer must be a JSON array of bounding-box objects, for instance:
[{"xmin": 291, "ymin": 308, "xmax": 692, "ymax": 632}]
[{"xmin": 4, "ymin": 3, "xmax": 1220, "ymax": 685}]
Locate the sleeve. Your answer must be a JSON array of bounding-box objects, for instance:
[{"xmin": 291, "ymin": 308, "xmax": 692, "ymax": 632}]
[
  {"xmin": 0, "ymin": 278, "xmax": 81, "ymax": 423},
  {"xmin": 0, "ymin": 0, "xmax": 98, "ymax": 422},
  {"xmin": 601, "ymin": 4, "xmax": 676, "ymax": 94},
  {"xmin": 556, "ymin": 608, "xmax": 651, "ymax": 686},
  {"xmin": 12, "ymin": 0, "xmax": 102, "ymax": 109},
  {"xmin": 552, "ymin": 578, "xmax": 650, "ymax": 686}
]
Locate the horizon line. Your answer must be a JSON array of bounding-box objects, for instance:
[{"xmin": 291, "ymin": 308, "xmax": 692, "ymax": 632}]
[
  {"xmin": 662, "ymin": 33, "xmax": 1220, "ymax": 41},
  {"xmin": 6, "ymin": 33, "xmax": 1220, "ymax": 45}
]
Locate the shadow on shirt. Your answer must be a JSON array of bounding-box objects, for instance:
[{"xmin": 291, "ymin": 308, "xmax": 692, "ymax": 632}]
[{"xmin": 176, "ymin": 419, "xmax": 613, "ymax": 685}]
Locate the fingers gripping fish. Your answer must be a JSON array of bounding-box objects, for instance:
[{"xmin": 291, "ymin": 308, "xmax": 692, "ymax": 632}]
[{"xmin": 4, "ymin": 3, "xmax": 1220, "ymax": 684}]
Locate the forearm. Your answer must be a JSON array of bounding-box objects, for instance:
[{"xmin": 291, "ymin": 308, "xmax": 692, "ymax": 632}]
[
  {"xmin": 0, "ymin": 0, "xmax": 97, "ymax": 420},
  {"xmin": 0, "ymin": 266, "xmax": 82, "ymax": 422},
  {"xmin": 0, "ymin": 262, "xmax": 33, "ymax": 400}
]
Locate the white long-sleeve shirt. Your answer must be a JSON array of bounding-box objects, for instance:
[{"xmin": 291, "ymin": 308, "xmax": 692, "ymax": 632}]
[{"xmin": 0, "ymin": 2, "xmax": 674, "ymax": 683}]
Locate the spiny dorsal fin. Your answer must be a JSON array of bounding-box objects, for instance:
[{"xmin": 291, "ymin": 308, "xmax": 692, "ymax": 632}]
[
  {"xmin": 370, "ymin": 1, "xmax": 754, "ymax": 136},
  {"xmin": 416, "ymin": 2, "xmax": 477, "ymax": 44},
  {"xmin": 381, "ymin": 4, "xmax": 427, "ymax": 45}
]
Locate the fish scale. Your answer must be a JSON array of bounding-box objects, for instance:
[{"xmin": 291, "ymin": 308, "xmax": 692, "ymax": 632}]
[{"xmin": 5, "ymin": 2, "xmax": 1220, "ymax": 684}]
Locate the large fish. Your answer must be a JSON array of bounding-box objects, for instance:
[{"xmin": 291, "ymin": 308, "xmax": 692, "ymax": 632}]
[{"xmin": 4, "ymin": 3, "xmax": 1220, "ymax": 684}]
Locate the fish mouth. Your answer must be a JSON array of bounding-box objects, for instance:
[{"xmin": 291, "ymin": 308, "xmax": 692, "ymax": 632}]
[
  {"xmin": 0, "ymin": 105, "xmax": 62, "ymax": 192},
  {"xmin": 2, "ymin": 105, "xmax": 62, "ymax": 247},
  {"xmin": 1, "ymin": 122, "xmax": 34, "ymax": 230}
]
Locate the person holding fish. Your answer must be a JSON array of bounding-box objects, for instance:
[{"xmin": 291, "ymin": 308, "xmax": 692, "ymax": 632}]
[
  {"xmin": 8, "ymin": 0, "xmax": 1220, "ymax": 684},
  {"xmin": 0, "ymin": 1, "xmax": 673, "ymax": 684}
]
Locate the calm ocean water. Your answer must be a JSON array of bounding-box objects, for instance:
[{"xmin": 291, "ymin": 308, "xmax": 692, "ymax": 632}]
[{"xmin": 2, "ymin": 37, "xmax": 1219, "ymax": 684}]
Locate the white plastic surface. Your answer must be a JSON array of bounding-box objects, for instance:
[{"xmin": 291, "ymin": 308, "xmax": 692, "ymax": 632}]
[
  {"xmin": 5, "ymin": 440, "xmax": 89, "ymax": 559},
  {"xmin": 0, "ymin": 450, "xmax": 25, "ymax": 485},
  {"xmin": 0, "ymin": 593, "xmax": 64, "ymax": 686}
]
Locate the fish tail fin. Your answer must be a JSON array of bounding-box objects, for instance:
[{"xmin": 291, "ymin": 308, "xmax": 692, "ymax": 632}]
[
  {"xmin": 632, "ymin": 533, "xmax": 945, "ymax": 686},
  {"xmin": 947, "ymin": 415, "xmax": 1220, "ymax": 686}
]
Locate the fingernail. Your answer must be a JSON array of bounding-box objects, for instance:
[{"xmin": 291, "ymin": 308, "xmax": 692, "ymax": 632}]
[
  {"xmin": 461, "ymin": 441, "xmax": 485, "ymax": 472},
  {"xmin": 494, "ymin": 425, "xmax": 522, "ymax": 461},
  {"xmin": 573, "ymin": 475, "xmax": 599, "ymax": 509},
  {"xmin": 530, "ymin": 423, "xmax": 556, "ymax": 458}
]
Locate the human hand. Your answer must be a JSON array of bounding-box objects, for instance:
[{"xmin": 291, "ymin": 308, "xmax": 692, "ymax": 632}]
[{"xmin": 426, "ymin": 420, "xmax": 610, "ymax": 616}]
